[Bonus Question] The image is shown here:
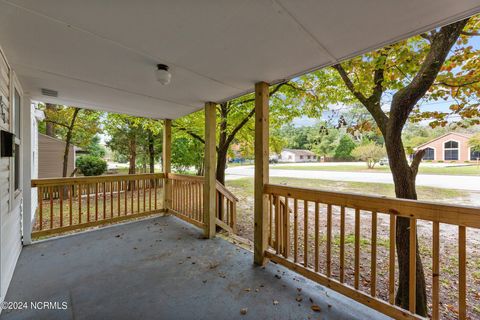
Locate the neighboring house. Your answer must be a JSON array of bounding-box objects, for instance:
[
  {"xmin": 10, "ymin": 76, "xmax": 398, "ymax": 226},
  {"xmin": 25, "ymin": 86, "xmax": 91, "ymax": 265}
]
[
  {"xmin": 280, "ymin": 149, "xmax": 318, "ymax": 162},
  {"xmin": 38, "ymin": 133, "xmax": 79, "ymax": 178},
  {"xmin": 414, "ymin": 132, "xmax": 478, "ymax": 162}
]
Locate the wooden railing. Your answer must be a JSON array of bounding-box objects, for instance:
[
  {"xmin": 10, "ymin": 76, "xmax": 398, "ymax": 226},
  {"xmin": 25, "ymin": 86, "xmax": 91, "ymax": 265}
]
[
  {"xmin": 31, "ymin": 173, "xmax": 165, "ymax": 238},
  {"xmin": 168, "ymin": 173, "xmax": 238, "ymax": 233},
  {"xmin": 264, "ymin": 184, "xmax": 480, "ymax": 320}
]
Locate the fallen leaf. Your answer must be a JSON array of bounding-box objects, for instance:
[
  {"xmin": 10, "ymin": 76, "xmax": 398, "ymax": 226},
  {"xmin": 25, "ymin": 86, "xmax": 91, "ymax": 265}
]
[
  {"xmin": 240, "ymin": 308, "xmax": 248, "ymax": 315},
  {"xmin": 244, "ymin": 288, "xmax": 251, "ymax": 292},
  {"xmin": 311, "ymin": 305, "xmax": 321, "ymax": 312},
  {"xmin": 295, "ymin": 296, "xmax": 303, "ymax": 302},
  {"xmin": 273, "ymin": 300, "xmax": 279, "ymax": 305}
]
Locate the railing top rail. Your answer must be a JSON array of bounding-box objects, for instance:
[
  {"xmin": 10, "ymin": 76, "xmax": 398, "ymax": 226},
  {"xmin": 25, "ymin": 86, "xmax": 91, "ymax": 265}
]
[
  {"xmin": 167, "ymin": 173, "xmax": 205, "ymax": 182},
  {"xmin": 265, "ymin": 183, "xmax": 480, "ymax": 228},
  {"xmin": 32, "ymin": 173, "xmax": 165, "ymax": 187},
  {"xmin": 216, "ymin": 181, "xmax": 239, "ymax": 202}
]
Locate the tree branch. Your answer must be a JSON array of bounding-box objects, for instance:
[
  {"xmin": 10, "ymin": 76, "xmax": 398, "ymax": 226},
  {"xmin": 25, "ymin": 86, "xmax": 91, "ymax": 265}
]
[
  {"xmin": 173, "ymin": 125, "xmax": 205, "ymax": 144},
  {"xmin": 333, "ymin": 63, "xmax": 388, "ymax": 132},
  {"xmin": 410, "ymin": 149, "xmax": 426, "ymax": 177},
  {"xmin": 390, "ymin": 18, "xmax": 469, "ymax": 127},
  {"xmin": 460, "ymin": 31, "xmax": 480, "ymax": 36}
]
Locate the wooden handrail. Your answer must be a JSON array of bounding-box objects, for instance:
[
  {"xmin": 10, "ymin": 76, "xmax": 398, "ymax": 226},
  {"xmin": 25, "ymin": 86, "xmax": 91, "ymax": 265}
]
[
  {"xmin": 216, "ymin": 181, "xmax": 239, "ymax": 202},
  {"xmin": 265, "ymin": 184, "xmax": 480, "ymax": 228},
  {"xmin": 31, "ymin": 173, "xmax": 165, "ymax": 238},
  {"xmin": 167, "ymin": 173, "xmax": 238, "ymax": 233},
  {"xmin": 32, "ymin": 173, "xmax": 165, "ymax": 187},
  {"xmin": 264, "ymin": 184, "xmax": 478, "ymax": 320}
]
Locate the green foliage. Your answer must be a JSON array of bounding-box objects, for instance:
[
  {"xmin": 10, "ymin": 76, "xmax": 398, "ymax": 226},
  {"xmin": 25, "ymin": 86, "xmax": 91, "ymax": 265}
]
[
  {"xmin": 76, "ymin": 155, "xmax": 107, "ymax": 176},
  {"xmin": 352, "ymin": 142, "xmax": 386, "ymax": 168},
  {"xmin": 85, "ymin": 135, "xmax": 106, "ymax": 158},
  {"xmin": 469, "ymin": 133, "xmax": 480, "ymax": 152},
  {"xmin": 171, "ymin": 137, "xmax": 203, "ymax": 173},
  {"xmin": 39, "ymin": 105, "xmax": 103, "ymax": 149},
  {"xmin": 334, "ymin": 135, "xmax": 356, "ymax": 160}
]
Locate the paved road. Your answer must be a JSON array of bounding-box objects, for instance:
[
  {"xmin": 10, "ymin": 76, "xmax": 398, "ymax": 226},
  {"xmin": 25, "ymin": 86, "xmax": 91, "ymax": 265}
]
[{"xmin": 225, "ymin": 166, "xmax": 480, "ymax": 191}]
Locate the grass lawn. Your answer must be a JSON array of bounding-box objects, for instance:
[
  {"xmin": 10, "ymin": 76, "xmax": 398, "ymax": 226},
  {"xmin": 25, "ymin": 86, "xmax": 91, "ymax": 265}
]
[
  {"xmin": 226, "ymin": 176, "xmax": 465, "ymax": 201},
  {"xmin": 271, "ymin": 163, "xmax": 480, "ymax": 175}
]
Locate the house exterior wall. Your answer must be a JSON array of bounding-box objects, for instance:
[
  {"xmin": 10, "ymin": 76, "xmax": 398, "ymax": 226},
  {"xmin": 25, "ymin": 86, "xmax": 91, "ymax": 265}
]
[
  {"xmin": 38, "ymin": 134, "xmax": 75, "ymax": 178},
  {"xmin": 418, "ymin": 133, "xmax": 472, "ymax": 162},
  {"xmin": 0, "ymin": 48, "xmax": 22, "ymax": 305},
  {"xmin": 280, "ymin": 150, "xmax": 318, "ymax": 163}
]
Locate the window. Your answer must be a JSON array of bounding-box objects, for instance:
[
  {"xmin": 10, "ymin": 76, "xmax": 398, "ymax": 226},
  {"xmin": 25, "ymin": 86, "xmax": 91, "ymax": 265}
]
[
  {"xmin": 13, "ymin": 89, "xmax": 20, "ymax": 192},
  {"xmin": 300, "ymin": 155, "xmax": 304, "ymax": 160},
  {"xmin": 471, "ymin": 149, "xmax": 480, "ymax": 161},
  {"xmin": 423, "ymin": 147, "xmax": 435, "ymax": 160},
  {"xmin": 444, "ymin": 140, "xmax": 459, "ymax": 161},
  {"xmin": 307, "ymin": 155, "xmax": 311, "ymax": 159}
]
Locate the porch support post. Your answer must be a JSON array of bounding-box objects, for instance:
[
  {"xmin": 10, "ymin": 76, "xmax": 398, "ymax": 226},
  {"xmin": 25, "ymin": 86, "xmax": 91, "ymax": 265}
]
[
  {"xmin": 203, "ymin": 102, "xmax": 216, "ymax": 239},
  {"xmin": 254, "ymin": 82, "xmax": 269, "ymax": 265},
  {"xmin": 162, "ymin": 119, "xmax": 172, "ymax": 211}
]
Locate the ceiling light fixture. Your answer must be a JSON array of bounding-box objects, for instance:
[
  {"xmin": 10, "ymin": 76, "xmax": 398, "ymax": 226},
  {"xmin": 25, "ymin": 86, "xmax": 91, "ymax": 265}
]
[{"xmin": 156, "ymin": 64, "xmax": 171, "ymax": 85}]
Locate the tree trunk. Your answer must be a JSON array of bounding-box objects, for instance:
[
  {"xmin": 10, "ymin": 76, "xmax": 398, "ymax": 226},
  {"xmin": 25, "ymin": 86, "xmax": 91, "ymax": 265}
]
[
  {"xmin": 45, "ymin": 103, "xmax": 56, "ymax": 137},
  {"xmin": 385, "ymin": 126, "xmax": 427, "ymax": 316},
  {"xmin": 129, "ymin": 134, "xmax": 136, "ymax": 175},
  {"xmin": 148, "ymin": 131, "xmax": 155, "ymax": 173},
  {"xmin": 216, "ymin": 147, "xmax": 228, "ymax": 185},
  {"xmin": 62, "ymin": 108, "xmax": 80, "ymax": 177}
]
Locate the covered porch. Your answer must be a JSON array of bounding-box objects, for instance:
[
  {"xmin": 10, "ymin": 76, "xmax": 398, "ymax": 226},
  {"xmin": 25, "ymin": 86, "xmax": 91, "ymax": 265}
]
[
  {"xmin": 0, "ymin": 1, "xmax": 479, "ymax": 320},
  {"xmin": 1, "ymin": 215, "xmax": 386, "ymax": 320}
]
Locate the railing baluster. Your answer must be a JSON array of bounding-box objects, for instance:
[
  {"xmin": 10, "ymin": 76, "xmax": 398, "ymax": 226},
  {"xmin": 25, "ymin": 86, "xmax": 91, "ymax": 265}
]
[
  {"xmin": 458, "ymin": 226, "xmax": 466, "ymax": 320},
  {"xmin": 59, "ymin": 186, "xmax": 64, "ymax": 227},
  {"xmin": 294, "ymin": 198, "xmax": 298, "ymax": 263},
  {"xmin": 269, "ymin": 194, "xmax": 273, "ymax": 246},
  {"xmin": 409, "ymin": 218, "xmax": 416, "ymax": 314},
  {"xmin": 432, "ymin": 221, "xmax": 440, "ymax": 320},
  {"xmin": 95, "ymin": 183, "xmax": 99, "ymax": 221},
  {"xmin": 149, "ymin": 179, "xmax": 152, "ymax": 211},
  {"xmin": 154, "ymin": 178, "xmax": 158, "ymax": 210},
  {"xmin": 143, "ymin": 179, "xmax": 146, "ymax": 212},
  {"xmin": 283, "ymin": 197, "xmax": 290, "ymax": 258},
  {"xmin": 327, "ymin": 204, "xmax": 332, "ymax": 277},
  {"xmin": 124, "ymin": 180, "xmax": 128, "ymax": 215},
  {"xmin": 87, "ymin": 184, "xmax": 91, "ymax": 222},
  {"xmin": 275, "ymin": 195, "xmax": 280, "ymax": 254},
  {"xmin": 131, "ymin": 180, "xmax": 134, "ymax": 214},
  {"xmin": 354, "ymin": 208, "xmax": 360, "ymax": 289},
  {"xmin": 38, "ymin": 186, "xmax": 43, "ymax": 230},
  {"xmin": 314, "ymin": 202, "xmax": 319, "ymax": 272},
  {"xmin": 371, "ymin": 211, "xmax": 377, "ymax": 297},
  {"xmin": 304, "ymin": 200, "xmax": 308, "ymax": 268},
  {"xmin": 79, "ymin": 184, "xmax": 83, "ymax": 224},
  {"xmin": 117, "ymin": 181, "xmax": 121, "ymax": 217},
  {"xmin": 49, "ymin": 186, "xmax": 54, "ymax": 229},
  {"xmin": 340, "ymin": 205, "xmax": 345, "ymax": 283},
  {"xmin": 103, "ymin": 182, "xmax": 106, "ymax": 220},
  {"xmin": 110, "ymin": 181, "xmax": 113, "ymax": 218},
  {"xmin": 69, "ymin": 185, "xmax": 73, "ymax": 226},
  {"xmin": 389, "ymin": 214, "xmax": 396, "ymax": 304}
]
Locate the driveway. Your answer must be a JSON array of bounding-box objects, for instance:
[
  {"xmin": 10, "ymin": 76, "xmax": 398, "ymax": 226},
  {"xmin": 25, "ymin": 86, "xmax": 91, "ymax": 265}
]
[{"xmin": 225, "ymin": 166, "xmax": 480, "ymax": 191}]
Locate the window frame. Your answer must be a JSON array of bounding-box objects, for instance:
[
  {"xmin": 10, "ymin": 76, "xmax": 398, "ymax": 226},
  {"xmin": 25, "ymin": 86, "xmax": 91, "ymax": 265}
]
[
  {"xmin": 10, "ymin": 72, "xmax": 23, "ymax": 210},
  {"xmin": 470, "ymin": 147, "xmax": 480, "ymax": 161},
  {"xmin": 422, "ymin": 147, "xmax": 435, "ymax": 161},
  {"xmin": 443, "ymin": 140, "xmax": 459, "ymax": 161}
]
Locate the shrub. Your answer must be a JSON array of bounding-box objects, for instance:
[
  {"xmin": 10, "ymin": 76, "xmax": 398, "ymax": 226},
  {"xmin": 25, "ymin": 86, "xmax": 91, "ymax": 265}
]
[
  {"xmin": 76, "ymin": 155, "xmax": 107, "ymax": 176},
  {"xmin": 334, "ymin": 135, "xmax": 356, "ymax": 160},
  {"xmin": 351, "ymin": 142, "xmax": 386, "ymax": 169}
]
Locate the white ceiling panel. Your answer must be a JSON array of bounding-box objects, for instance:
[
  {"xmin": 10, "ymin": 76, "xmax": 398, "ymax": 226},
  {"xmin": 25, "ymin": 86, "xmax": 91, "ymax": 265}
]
[{"xmin": 0, "ymin": 0, "xmax": 479, "ymax": 119}]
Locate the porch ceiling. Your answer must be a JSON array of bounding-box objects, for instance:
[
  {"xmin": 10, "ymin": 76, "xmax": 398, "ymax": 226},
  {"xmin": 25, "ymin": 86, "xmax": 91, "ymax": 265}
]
[{"xmin": 0, "ymin": 1, "xmax": 479, "ymax": 119}]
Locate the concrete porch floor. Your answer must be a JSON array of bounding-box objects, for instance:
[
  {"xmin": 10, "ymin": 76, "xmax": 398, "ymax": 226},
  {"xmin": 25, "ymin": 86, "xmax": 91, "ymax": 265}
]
[{"xmin": 1, "ymin": 215, "xmax": 389, "ymax": 320}]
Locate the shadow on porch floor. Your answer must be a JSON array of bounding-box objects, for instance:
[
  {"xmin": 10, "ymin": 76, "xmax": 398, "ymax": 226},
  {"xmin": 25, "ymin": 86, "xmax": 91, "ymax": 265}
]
[{"xmin": 1, "ymin": 215, "xmax": 389, "ymax": 320}]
